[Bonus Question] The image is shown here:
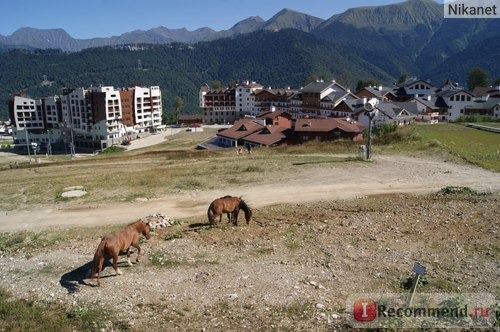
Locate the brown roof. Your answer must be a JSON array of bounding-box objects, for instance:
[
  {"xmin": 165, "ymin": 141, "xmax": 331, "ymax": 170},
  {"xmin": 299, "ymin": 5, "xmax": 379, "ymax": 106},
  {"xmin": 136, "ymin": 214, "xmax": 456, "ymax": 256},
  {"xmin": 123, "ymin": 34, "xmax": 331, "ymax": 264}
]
[
  {"xmin": 178, "ymin": 114, "xmax": 203, "ymax": 121},
  {"xmin": 257, "ymin": 110, "xmax": 292, "ymax": 120},
  {"xmin": 243, "ymin": 126, "xmax": 288, "ymax": 146},
  {"xmin": 216, "ymin": 118, "xmax": 265, "ymax": 140},
  {"xmin": 295, "ymin": 118, "xmax": 365, "ymax": 133}
]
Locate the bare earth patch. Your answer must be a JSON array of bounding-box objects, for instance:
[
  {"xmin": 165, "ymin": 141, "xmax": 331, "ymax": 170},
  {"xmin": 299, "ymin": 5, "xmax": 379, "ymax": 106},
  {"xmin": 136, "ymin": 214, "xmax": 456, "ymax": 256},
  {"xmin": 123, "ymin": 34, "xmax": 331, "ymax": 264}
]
[{"xmin": 0, "ymin": 154, "xmax": 498, "ymax": 330}]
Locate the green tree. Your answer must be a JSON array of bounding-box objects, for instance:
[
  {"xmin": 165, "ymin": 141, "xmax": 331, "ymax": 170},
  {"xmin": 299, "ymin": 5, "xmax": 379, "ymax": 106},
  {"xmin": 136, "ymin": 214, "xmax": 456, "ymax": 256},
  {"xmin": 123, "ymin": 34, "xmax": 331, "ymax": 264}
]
[
  {"xmin": 210, "ymin": 80, "xmax": 222, "ymax": 89},
  {"xmin": 304, "ymin": 74, "xmax": 318, "ymax": 86},
  {"xmin": 494, "ymin": 78, "xmax": 500, "ymax": 86},
  {"xmin": 397, "ymin": 72, "xmax": 408, "ymax": 84},
  {"xmin": 173, "ymin": 96, "xmax": 184, "ymax": 125},
  {"xmin": 356, "ymin": 79, "xmax": 380, "ymax": 91},
  {"xmin": 467, "ymin": 67, "xmax": 489, "ymax": 90}
]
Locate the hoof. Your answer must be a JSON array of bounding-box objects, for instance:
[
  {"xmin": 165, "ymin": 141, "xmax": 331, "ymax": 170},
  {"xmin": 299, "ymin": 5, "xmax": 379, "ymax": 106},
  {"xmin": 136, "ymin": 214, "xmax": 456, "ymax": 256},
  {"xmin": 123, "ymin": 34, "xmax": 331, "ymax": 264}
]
[{"xmin": 116, "ymin": 269, "xmax": 123, "ymax": 275}]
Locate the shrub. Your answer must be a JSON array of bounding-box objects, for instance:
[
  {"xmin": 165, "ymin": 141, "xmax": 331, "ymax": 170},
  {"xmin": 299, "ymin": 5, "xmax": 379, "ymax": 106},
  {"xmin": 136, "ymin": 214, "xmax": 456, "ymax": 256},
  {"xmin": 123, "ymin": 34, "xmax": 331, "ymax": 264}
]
[
  {"xmin": 451, "ymin": 115, "xmax": 500, "ymax": 123},
  {"xmin": 438, "ymin": 186, "xmax": 487, "ymax": 196}
]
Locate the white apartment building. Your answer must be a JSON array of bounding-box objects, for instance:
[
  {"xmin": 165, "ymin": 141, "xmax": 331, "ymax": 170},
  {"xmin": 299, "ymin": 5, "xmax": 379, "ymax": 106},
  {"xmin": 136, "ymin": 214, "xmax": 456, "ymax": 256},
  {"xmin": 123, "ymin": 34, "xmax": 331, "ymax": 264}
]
[
  {"xmin": 131, "ymin": 86, "xmax": 163, "ymax": 132},
  {"xmin": 10, "ymin": 85, "xmax": 163, "ymax": 152},
  {"xmin": 235, "ymin": 81, "xmax": 263, "ymax": 117}
]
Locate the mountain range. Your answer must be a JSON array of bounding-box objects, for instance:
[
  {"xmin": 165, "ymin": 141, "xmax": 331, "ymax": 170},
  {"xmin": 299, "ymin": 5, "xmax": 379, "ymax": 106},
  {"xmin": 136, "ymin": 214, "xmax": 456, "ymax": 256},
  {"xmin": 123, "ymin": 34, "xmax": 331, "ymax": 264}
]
[
  {"xmin": 0, "ymin": 0, "xmax": 499, "ymax": 119},
  {"xmin": 0, "ymin": 8, "xmax": 325, "ymax": 52}
]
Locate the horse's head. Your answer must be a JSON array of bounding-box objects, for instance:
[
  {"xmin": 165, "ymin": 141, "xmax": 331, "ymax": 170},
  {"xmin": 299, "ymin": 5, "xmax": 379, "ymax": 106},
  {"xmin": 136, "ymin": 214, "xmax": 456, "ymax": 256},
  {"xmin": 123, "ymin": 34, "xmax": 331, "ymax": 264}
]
[
  {"xmin": 244, "ymin": 209, "xmax": 252, "ymax": 224},
  {"xmin": 239, "ymin": 199, "xmax": 252, "ymax": 224}
]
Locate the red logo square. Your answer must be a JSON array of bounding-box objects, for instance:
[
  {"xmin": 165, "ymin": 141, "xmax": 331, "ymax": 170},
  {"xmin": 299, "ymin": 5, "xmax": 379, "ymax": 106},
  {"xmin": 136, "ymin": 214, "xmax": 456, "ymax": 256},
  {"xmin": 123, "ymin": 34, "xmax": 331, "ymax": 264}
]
[{"xmin": 353, "ymin": 299, "xmax": 377, "ymax": 321}]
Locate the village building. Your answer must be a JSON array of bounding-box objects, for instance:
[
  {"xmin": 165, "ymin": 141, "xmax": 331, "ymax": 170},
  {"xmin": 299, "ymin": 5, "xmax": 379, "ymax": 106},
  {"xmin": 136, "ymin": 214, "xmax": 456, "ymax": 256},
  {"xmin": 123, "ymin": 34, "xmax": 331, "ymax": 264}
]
[
  {"xmin": 293, "ymin": 118, "xmax": 365, "ymax": 142},
  {"xmin": 178, "ymin": 114, "xmax": 204, "ymax": 126},
  {"xmin": 463, "ymin": 97, "xmax": 500, "ymax": 118},
  {"xmin": 355, "ymin": 102, "xmax": 416, "ymax": 127},
  {"xmin": 355, "ymin": 85, "xmax": 398, "ymax": 101}
]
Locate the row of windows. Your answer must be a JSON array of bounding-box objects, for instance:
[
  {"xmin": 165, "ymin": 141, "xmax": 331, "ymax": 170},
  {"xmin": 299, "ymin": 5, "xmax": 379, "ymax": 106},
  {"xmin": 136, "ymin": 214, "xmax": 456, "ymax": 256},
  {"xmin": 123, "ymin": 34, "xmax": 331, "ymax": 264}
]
[
  {"xmin": 204, "ymin": 111, "xmax": 236, "ymax": 116},
  {"xmin": 450, "ymin": 95, "xmax": 471, "ymax": 102},
  {"xmin": 409, "ymin": 84, "xmax": 431, "ymax": 90}
]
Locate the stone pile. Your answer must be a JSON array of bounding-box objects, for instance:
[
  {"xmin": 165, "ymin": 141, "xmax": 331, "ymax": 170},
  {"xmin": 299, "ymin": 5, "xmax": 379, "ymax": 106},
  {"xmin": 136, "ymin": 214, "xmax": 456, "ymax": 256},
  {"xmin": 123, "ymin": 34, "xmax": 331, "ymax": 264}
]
[{"xmin": 140, "ymin": 212, "xmax": 173, "ymax": 229}]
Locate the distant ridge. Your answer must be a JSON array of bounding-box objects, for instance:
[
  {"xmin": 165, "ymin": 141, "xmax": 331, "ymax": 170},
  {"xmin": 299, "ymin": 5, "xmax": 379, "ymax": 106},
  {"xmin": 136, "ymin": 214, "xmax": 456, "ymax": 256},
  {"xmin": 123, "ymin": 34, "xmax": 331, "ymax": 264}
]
[{"xmin": 0, "ymin": 9, "xmax": 323, "ymax": 52}]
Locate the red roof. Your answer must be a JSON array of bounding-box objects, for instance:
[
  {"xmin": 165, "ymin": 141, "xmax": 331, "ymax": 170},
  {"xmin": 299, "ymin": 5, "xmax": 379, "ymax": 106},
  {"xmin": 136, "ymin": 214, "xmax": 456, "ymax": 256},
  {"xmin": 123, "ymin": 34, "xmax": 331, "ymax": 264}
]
[
  {"xmin": 216, "ymin": 118, "xmax": 265, "ymax": 140},
  {"xmin": 295, "ymin": 118, "xmax": 365, "ymax": 133},
  {"xmin": 243, "ymin": 126, "xmax": 288, "ymax": 146}
]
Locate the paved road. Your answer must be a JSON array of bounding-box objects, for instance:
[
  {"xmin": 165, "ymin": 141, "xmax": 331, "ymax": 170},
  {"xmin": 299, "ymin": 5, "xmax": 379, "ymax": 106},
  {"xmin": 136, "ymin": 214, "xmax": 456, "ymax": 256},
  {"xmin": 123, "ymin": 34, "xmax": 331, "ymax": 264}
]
[{"xmin": 124, "ymin": 127, "xmax": 184, "ymax": 151}]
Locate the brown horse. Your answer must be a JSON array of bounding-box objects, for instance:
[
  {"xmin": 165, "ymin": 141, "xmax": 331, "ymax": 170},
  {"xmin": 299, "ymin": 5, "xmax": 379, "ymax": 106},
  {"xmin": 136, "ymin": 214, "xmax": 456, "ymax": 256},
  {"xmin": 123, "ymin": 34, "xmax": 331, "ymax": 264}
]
[
  {"xmin": 91, "ymin": 220, "xmax": 151, "ymax": 287},
  {"xmin": 207, "ymin": 196, "xmax": 252, "ymax": 227}
]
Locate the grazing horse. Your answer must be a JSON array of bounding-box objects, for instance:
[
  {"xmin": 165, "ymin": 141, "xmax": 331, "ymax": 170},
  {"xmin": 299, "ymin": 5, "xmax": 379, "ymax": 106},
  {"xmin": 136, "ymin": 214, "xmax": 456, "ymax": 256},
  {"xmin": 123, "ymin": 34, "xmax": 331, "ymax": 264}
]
[
  {"xmin": 207, "ymin": 196, "xmax": 252, "ymax": 227},
  {"xmin": 91, "ymin": 220, "xmax": 151, "ymax": 287}
]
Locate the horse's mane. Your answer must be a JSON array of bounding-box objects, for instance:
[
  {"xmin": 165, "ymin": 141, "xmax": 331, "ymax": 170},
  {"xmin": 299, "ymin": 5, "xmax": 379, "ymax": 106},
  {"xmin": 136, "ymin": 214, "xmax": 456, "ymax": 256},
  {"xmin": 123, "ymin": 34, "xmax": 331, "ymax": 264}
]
[
  {"xmin": 127, "ymin": 220, "xmax": 149, "ymax": 230},
  {"xmin": 239, "ymin": 198, "xmax": 252, "ymax": 217}
]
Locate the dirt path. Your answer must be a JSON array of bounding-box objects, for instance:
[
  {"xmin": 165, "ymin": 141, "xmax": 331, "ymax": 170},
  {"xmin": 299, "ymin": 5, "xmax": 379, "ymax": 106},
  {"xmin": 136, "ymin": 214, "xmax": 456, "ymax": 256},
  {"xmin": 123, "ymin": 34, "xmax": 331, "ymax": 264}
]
[{"xmin": 1, "ymin": 154, "xmax": 498, "ymax": 232}]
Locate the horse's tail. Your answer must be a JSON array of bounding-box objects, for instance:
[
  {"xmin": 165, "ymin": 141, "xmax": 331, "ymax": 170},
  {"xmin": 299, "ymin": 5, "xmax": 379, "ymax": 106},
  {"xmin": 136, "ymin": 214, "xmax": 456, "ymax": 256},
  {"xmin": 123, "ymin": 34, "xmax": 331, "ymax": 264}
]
[
  {"xmin": 207, "ymin": 202, "xmax": 215, "ymax": 226},
  {"xmin": 91, "ymin": 238, "xmax": 107, "ymax": 286},
  {"xmin": 239, "ymin": 198, "xmax": 253, "ymax": 224}
]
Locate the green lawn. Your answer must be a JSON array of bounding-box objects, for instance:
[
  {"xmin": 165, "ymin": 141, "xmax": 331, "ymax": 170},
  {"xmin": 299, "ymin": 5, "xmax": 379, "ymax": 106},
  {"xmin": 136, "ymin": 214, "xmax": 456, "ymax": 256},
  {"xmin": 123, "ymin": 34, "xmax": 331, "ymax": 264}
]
[{"xmin": 413, "ymin": 123, "xmax": 500, "ymax": 171}]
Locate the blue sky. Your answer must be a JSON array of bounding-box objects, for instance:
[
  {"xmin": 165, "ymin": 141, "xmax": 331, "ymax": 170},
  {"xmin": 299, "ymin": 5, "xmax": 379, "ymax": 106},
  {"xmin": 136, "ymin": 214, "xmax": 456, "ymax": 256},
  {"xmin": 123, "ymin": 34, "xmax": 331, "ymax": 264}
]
[{"xmin": 1, "ymin": 0, "xmax": 442, "ymax": 39}]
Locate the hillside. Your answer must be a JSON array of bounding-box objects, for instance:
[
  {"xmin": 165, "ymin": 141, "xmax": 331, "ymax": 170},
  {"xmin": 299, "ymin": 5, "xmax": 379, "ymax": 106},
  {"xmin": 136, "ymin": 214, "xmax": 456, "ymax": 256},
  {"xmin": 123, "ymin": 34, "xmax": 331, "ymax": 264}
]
[
  {"xmin": 0, "ymin": 30, "xmax": 394, "ymax": 119},
  {"xmin": 1, "ymin": 0, "xmax": 499, "ymax": 120}
]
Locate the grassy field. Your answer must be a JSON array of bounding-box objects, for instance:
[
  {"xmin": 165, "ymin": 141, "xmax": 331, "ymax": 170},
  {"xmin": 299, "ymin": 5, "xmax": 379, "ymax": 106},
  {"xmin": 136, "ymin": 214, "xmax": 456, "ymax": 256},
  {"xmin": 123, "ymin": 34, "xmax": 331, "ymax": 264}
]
[
  {"xmin": 0, "ymin": 123, "xmax": 499, "ymax": 211},
  {"xmin": 0, "ymin": 123, "xmax": 498, "ymax": 330},
  {"xmin": 411, "ymin": 123, "xmax": 500, "ymax": 171}
]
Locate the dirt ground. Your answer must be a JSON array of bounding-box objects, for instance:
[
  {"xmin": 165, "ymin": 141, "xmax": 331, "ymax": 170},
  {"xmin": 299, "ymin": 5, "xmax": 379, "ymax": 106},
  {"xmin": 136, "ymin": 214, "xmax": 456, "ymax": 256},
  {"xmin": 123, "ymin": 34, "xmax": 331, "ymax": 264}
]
[
  {"xmin": 0, "ymin": 154, "xmax": 499, "ymax": 330},
  {"xmin": 1, "ymin": 154, "xmax": 499, "ymax": 233}
]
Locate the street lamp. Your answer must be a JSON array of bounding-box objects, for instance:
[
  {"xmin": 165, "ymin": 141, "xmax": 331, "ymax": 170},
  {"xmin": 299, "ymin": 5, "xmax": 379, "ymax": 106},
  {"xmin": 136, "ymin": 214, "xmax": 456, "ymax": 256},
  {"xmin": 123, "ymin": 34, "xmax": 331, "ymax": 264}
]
[
  {"xmin": 31, "ymin": 142, "xmax": 38, "ymax": 163},
  {"xmin": 47, "ymin": 130, "xmax": 52, "ymax": 156},
  {"xmin": 22, "ymin": 121, "xmax": 31, "ymax": 163},
  {"xmin": 363, "ymin": 98, "xmax": 379, "ymax": 160}
]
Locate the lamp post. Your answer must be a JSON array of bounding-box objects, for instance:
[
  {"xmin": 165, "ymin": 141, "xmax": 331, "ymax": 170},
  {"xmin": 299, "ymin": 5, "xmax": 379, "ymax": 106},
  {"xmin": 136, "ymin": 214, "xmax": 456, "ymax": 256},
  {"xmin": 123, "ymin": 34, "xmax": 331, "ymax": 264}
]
[
  {"xmin": 69, "ymin": 126, "xmax": 75, "ymax": 157},
  {"xmin": 363, "ymin": 98, "xmax": 379, "ymax": 160},
  {"xmin": 47, "ymin": 130, "xmax": 52, "ymax": 156},
  {"xmin": 22, "ymin": 121, "xmax": 31, "ymax": 163}
]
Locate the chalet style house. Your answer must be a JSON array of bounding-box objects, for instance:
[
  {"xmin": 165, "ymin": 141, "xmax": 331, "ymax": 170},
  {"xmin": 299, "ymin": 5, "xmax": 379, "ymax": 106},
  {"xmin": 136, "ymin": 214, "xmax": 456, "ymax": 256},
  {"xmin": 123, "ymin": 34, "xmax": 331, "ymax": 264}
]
[
  {"xmin": 199, "ymin": 79, "xmax": 500, "ymax": 127},
  {"xmin": 214, "ymin": 111, "xmax": 365, "ymax": 149}
]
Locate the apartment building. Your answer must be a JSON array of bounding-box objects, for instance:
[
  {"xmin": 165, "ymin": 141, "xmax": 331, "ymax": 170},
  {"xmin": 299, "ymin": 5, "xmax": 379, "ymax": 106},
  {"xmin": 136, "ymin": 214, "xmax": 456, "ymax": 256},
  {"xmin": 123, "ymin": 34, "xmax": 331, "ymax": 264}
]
[
  {"xmin": 201, "ymin": 86, "xmax": 237, "ymax": 125},
  {"xmin": 235, "ymin": 81, "xmax": 263, "ymax": 117},
  {"xmin": 9, "ymin": 85, "xmax": 163, "ymax": 153}
]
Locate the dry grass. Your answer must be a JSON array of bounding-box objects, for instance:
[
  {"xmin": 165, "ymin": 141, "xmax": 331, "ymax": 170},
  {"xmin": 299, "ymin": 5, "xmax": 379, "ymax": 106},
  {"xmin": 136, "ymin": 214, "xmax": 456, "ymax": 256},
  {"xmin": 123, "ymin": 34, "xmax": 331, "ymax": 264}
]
[{"xmin": 0, "ymin": 136, "xmax": 362, "ymax": 211}]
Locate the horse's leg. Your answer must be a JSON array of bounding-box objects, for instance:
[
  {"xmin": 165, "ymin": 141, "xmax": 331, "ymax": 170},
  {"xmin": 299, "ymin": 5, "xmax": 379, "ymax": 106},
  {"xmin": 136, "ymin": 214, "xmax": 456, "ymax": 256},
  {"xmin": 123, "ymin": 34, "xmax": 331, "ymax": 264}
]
[
  {"xmin": 126, "ymin": 248, "xmax": 133, "ymax": 266},
  {"xmin": 112, "ymin": 252, "xmax": 122, "ymax": 275},
  {"xmin": 227, "ymin": 213, "xmax": 232, "ymax": 223},
  {"xmin": 97, "ymin": 256, "xmax": 105, "ymax": 287},
  {"xmin": 133, "ymin": 244, "xmax": 142, "ymax": 263},
  {"xmin": 233, "ymin": 209, "xmax": 240, "ymax": 226}
]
